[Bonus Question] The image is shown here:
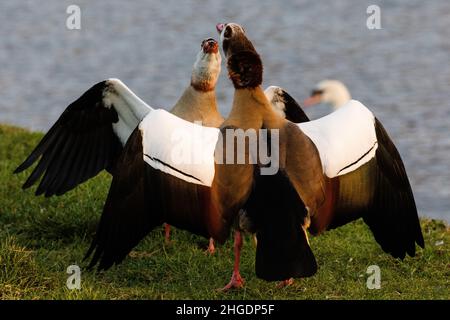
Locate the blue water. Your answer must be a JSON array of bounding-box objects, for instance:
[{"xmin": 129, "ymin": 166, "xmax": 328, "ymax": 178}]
[{"xmin": 0, "ymin": 0, "xmax": 449, "ymax": 222}]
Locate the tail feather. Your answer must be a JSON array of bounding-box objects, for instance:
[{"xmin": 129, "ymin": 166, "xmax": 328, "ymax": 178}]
[{"xmin": 245, "ymin": 170, "xmax": 317, "ymax": 281}]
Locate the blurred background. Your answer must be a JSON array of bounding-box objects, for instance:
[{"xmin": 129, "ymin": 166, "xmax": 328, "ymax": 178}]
[{"xmin": 0, "ymin": 0, "xmax": 449, "ymax": 221}]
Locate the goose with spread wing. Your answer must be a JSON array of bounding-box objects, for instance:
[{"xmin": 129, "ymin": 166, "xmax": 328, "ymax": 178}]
[
  {"xmin": 86, "ymin": 23, "xmax": 423, "ymax": 290},
  {"xmin": 212, "ymin": 23, "xmax": 424, "ymax": 289},
  {"xmin": 82, "ymin": 36, "xmax": 309, "ymax": 282},
  {"xmin": 14, "ymin": 38, "xmax": 223, "ymax": 199}
]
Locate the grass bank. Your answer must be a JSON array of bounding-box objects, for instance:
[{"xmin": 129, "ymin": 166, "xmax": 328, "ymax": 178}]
[{"xmin": 0, "ymin": 124, "xmax": 448, "ymax": 299}]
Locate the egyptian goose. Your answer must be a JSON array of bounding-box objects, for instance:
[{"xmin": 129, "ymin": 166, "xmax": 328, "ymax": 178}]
[
  {"xmin": 14, "ymin": 34, "xmax": 307, "ymax": 269},
  {"xmin": 83, "ymin": 87, "xmax": 310, "ymax": 274},
  {"xmin": 214, "ymin": 23, "xmax": 424, "ymax": 289},
  {"xmin": 83, "ymin": 53, "xmax": 309, "ymax": 280},
  {"xmin": 212, "ymin": 23, "xmax": 322, "ymax": 289},
  {"xmin": 14, "ymin": 38, "xmax": 222, "ymax": 199},
  {"xmin": 204, "ymin": 85, "xmax": 310, "ymax": 260}
]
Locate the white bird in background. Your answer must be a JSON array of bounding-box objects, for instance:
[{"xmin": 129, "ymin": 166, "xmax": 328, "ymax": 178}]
[{"xmin": 303, "ymin": 79, "xmax": 352, "ymax": 110}]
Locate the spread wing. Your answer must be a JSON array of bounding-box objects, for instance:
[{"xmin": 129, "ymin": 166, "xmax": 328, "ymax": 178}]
[
  {"xmin": 84, "ymin": 128, "xmax": 163, "ymax": 270},
  {"xmin": 86, "ymin": 113, "xmax": 222, "ymax": 270},
  {"xmin": 14, "ymin": 79, "xmax": 152, "ymax": 196},
  {"xmin": 325, "ymin": 118, "xmax": 424, "ymax": 259},
  {"xmin": 364, "ymin": 118, "xmax": 424, "ymax": 258}
]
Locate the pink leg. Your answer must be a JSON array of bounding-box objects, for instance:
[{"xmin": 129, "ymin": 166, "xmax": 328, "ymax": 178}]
[
  {"xmin": 164, "ymin": 223, "xmax": 171, "ymax": 243},
  {"xmin": 276, "ymin": 278, "xmax": 294, "ymax": 288},
  {"xmin": 219, "ymin": 230, "xmax": 245, "ymax": 291},
  {"xmin": 207, "ymin": 238, "xmax": 216, "ymax": 255}
]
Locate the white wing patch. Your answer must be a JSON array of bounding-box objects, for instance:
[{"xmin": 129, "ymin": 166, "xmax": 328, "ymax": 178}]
[
  {"xmin": 104, "ymin": 78, "xmax": 154, "ymax": 145},
  {"xmin": 139, "ymin": 100, "xmax": 377, "ymax": 184},
  {"xmin": 264, "ymin": 86, "xmax": 286, "ymax": 118},
  {"xmin": 299, "ymin": 100, "xmax": 378, "ymax": 177},
  {"xmin": 139, "ymin": 109, "xmax": 219, "ymax": 186}
]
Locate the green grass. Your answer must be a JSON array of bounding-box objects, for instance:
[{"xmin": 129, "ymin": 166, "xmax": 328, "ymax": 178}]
[{"xmin": 0, "ymin": 124, "xmax": 449, "ymax": 300}]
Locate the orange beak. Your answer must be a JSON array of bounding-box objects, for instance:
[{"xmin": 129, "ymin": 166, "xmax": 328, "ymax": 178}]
[{"xmin": 303, "ymin": 94, "xmax": 322, "ymax": 107}]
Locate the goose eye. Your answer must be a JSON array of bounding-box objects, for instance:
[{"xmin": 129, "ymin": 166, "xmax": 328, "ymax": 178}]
[{"xmin": 224, "ymin": 26, "xmax": 232, "ymax": 38}]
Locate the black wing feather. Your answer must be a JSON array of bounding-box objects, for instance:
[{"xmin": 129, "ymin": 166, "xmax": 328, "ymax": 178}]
[
  {"xmin": 281, "ymin": 90, "xmax": 310, "ymax": 123},
  {"xmin": 14, "ymin": 125, "xmax": 63, "ymax": 173},
  {"xmin": 327, "ymin": 118, "xmax": 424, "ymax": 259},
  {"xmin": 61, "ymin": 134, "xmax": 90, "ymax": 195},
  {"xmin": 36, "ymin": 132, "xmax": 79, "ymax": 196},
  {"xmin": 47, "ymin": 134, "xmax": 82, "ymax": 196},
  {"xmin": 21, "ymin": 135, "xmax": 64, "ymax": 190},
  {"xmin": 14, "ymin": 81, "xmax": 123, "ymax": 196},
  {"xmin": 362, "ymin": 118, "xmax": 424, "ymax": 258},
  {"xmin": 85, "ymin": 129, "xmax": 163, "ymax": 270},
  {"xmin": 85, "ymin": 126, "xmax": 219, "ymax": 270}
]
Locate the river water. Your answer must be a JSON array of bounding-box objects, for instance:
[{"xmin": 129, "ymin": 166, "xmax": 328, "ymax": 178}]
[{"xmin": 0, "ymin": 0, "xmax": 449, "ymax": 222}]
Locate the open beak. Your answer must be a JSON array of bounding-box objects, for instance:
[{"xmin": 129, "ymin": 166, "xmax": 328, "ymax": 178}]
[
  {"xmin": 303, "ymin": 94, "xmax": 322, "ymax": 107},
  {"xmin": 216, "ymin": 23, "xmax": 225, "ymax": 34},
  {"xmin": 202, "ymin": 38, "xmax": 219, "ymax": 54}
]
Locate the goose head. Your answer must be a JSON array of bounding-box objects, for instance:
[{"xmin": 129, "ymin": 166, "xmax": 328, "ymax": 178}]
[
  {"xmin": 216, "ymin": 22, "xmax": 262, "ymax": 89},
  {"xmin": 191, "ymin": 38, "xmax": 222, "ymax": 92},
  {"xmin": 303, "ymin": 80, "xmax": 351, "ymax": 110},
  {"xmin": 216, "ymin": 23, "xmax": 255, "ymax": 58}
]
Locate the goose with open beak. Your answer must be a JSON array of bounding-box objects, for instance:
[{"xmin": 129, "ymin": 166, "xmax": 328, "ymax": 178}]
[
  {"xmin": 14, "ymin": 38, "xmax": 223, "ymax": 200},
  {"xmin": 214, "ymin": 23, "xmax": 424, "ymax": 290}
]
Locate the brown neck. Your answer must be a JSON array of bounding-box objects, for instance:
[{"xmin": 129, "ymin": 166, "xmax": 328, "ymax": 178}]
[
  {"xmin": 170, "ymin": 85, "xmax": 223, "ymax": 127},
  {"xmin": 223, "ymin": 86, "xmax": 285, "ymax": 130},
  {"xmin": 190, "ymin": 79, "xmax": 215, "ymax": 92}
]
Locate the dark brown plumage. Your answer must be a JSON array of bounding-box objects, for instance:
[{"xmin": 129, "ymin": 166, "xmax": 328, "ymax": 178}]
[
  {"xmin": 84, "ymin": 74, "xmax": 311, "ymax": 283},
  {"xmin": 215, "ymin": 23, "xmax": 424, "ymax": 288},
  {"xmin": 227, "ymin": 51, "xmax": 263, "ymax": 89},
  {"xmin": 85, "ymin": 128, "xmax": 220, "ymax": 270},
  {"xmin": 310, "ymin": 118, "xmax": 424, "ymax": 259},
  {"xmin": 14, "ymin": 81, "xmax": 124, "ymax": 197},
  {"xmin": 213, "ymin": 23, "xmax": 324, "ymax": 286}
]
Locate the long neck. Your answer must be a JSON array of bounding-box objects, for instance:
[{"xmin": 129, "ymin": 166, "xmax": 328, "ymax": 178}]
[
  {"xmin": 170, "ymin": 86, "xmax": 223, "ymax": 127},
  {"xmin": 331, "ymin": 87, "xmax": 351, "ymax": 109},
  {"xmin": 223, "ymin": 86, "xmax": 284, "ymax": 130}
]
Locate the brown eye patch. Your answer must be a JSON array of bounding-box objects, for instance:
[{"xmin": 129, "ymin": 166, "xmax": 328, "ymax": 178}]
[
  {"xmin": 311, "ymin": 89, "xmax": 324, "ymax": 96},
  {"xmin": 224, "ymin": 26, "xmax": 232, "ymax": 38},
  {"xmin": 222, "ymin": 39, "xmax": 229, "ymax": 55}
]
